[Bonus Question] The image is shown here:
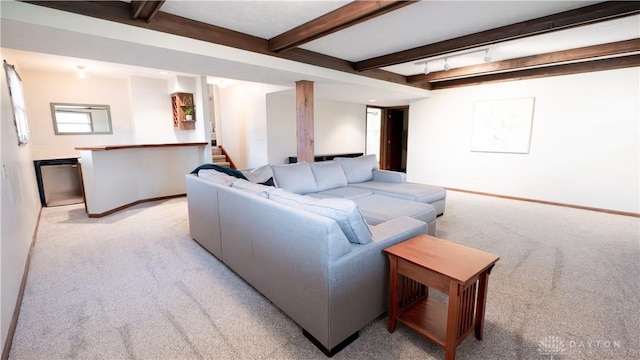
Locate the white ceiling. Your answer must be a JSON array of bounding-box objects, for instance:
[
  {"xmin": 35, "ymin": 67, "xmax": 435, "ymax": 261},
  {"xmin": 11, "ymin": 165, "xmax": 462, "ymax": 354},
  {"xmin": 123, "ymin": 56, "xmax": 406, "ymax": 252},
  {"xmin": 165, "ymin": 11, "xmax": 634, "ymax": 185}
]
[
  {"xmin": 159, "ymin": 0, "xmax": 350, "ymax": 39},
  {"xmin": 300, "ymin": 1, "xmax": 603, "ymax": 62},
  {"xmin": 158, "ymin": 0, "xmax": 604, "ymax": 63},
  {"xmin": 1, "ymin": 1, "xmax": 638, "ymax": 106},
  {"xmin": 384, "ymin": 14, "xmax": 640, "ymax": 76}
]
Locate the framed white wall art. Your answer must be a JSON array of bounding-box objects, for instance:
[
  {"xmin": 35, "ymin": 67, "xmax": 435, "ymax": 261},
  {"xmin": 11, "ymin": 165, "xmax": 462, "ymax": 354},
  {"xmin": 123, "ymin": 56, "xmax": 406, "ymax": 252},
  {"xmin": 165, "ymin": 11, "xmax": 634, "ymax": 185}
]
[{"xmin": 470, "ymin": 97, "xmax": 535, "ymax": 154}]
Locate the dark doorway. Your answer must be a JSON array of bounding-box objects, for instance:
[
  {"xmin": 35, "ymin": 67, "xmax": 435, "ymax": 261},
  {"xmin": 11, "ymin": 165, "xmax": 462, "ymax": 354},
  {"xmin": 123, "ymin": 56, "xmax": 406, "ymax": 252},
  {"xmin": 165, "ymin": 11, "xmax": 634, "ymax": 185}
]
[{"xmin": 379, "ymin": 106, "xmax": 408, "ymax": 172}]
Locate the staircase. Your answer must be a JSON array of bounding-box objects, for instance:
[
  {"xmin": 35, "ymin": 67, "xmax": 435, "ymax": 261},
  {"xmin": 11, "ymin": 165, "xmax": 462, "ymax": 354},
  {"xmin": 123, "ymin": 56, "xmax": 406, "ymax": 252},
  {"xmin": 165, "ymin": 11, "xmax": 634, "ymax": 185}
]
[
  {"xmin": 212, "ymin": 145, "xmax": 230, "ymax": 168},
  {"xmin": 211, "ymin": 132, "xmax": 234, "ymax": 168}
]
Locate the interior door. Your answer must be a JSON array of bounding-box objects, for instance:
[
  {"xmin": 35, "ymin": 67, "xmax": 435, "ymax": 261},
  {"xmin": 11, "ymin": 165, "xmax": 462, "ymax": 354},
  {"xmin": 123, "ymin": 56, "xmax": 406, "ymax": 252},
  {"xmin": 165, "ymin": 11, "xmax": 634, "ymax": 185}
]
[{"xmin": 384, "ymin": 108, "xmax": 406, "ymax": 171}]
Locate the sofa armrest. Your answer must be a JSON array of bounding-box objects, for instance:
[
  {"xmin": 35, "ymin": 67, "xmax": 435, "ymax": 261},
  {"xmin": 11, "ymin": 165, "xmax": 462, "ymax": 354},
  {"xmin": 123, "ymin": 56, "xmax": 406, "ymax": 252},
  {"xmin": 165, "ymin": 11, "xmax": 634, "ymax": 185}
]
[
  {"xmin": 372, "ymin": 169, "xmax": 406, "ymax": 184},
  {"xmin": 325, "ymin": 216, "xmax": 426, "ymax": 346},
  {"xmin": 369, "ymin": 216, "xmax": 427, "ymax": 243}
]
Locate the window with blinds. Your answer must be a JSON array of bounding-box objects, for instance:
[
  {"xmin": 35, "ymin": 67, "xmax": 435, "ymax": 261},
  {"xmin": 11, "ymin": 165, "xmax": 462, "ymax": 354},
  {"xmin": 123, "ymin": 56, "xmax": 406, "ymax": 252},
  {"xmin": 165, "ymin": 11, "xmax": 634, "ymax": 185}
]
[{"xmin": 3, "ymin": 60, "xmax": 30, "ymax": 145}]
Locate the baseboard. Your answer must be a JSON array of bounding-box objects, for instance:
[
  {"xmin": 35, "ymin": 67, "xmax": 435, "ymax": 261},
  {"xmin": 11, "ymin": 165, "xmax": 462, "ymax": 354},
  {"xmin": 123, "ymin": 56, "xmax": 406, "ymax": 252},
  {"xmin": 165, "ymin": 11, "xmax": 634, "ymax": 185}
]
[
  {"xmin": 87, "ymin": 194, "xmax": 186, "ymax": 218},
  {"xmin": 302, "ymin": 329, "xmax": 359, "ymax": 357},
  {"xmin": 1, "ymin": 207, "xmax": 43, "ymax": 360},
  {"xmin": 445, "ymin": 187, "xmax": 640, "ymax": 218}
]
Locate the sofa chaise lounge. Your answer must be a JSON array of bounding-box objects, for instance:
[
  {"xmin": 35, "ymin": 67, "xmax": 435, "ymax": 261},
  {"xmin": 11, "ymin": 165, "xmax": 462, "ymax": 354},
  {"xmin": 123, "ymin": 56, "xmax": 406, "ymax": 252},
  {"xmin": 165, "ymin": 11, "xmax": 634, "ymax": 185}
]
[{"xmin": 266, "ymin": 154, "xmax": 445, "ymax": 235}]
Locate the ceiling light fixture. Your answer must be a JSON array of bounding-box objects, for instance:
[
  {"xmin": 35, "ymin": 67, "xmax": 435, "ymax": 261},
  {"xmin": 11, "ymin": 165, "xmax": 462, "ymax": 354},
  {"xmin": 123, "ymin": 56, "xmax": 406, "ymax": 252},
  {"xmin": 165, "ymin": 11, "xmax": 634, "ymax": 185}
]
[
  {"xmin": 423, "ymin": 62, "xmax": 429, "ymax": 75},
  {"xmin": 76, "ymin": 64, "xmax": 86, "ymax": 79},
  {"xmin": 484, "ymin": 49, "xmax": 492, "ymax": 63},
  {"xmin": 415, "ymin": 47, "xmax": 491, "ymax": 72}
]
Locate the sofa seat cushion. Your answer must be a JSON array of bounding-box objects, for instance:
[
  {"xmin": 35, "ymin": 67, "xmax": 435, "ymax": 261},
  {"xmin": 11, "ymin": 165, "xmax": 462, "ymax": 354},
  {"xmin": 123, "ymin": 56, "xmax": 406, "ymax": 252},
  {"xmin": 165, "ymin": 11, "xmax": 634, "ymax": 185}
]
[
  {"xmin": 314, "ymin": 187, "xmax": 373, "ymax": 200},
  {"xmin": 271, "ymin": 162, "xmax": 318, "ymax": 194},
  {"xmin": 269, "ymin": 189, "xmax": 372, "ymax": 245},
  {"xmin": 354, "ymin": 195, "xmax": 436, "ymax": 226},
  {"xmin": 351, "ymin": 181, "xmax": 446, "ymax": 204}
]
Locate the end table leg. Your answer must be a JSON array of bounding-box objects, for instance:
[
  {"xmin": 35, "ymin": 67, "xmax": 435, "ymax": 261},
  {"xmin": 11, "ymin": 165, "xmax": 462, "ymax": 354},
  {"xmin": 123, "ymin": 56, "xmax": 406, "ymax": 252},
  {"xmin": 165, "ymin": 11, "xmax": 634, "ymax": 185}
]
[
  {"xmin": 387, "ymin": 256, "xmax": 398, "ymax": 333},
  {"xmin": 445, "ymin": 281, "xmax": 460, "ymax": 360},
  {"xmin": 475, "ymin": 270, "xmax": 490, "ymax": 340}
]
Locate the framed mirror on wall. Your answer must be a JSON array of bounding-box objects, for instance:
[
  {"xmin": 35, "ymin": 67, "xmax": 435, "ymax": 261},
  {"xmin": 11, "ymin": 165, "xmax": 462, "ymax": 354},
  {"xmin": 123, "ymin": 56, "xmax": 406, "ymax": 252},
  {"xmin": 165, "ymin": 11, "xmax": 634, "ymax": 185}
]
[
  {"xmin": 3, "ymin": 60, "xmax": 30, "ymax": 145},
  {"xmin": 50, "ymin": 103, "xmax": 113, "ymax": 135}
]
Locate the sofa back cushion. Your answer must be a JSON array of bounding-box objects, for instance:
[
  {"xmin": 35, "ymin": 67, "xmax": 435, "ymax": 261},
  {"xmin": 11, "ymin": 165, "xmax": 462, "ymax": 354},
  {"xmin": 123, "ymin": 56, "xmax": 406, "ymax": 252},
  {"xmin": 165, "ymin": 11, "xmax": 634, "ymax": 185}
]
[
  {"xmin": 241, "ymin": 164, "xmax": 274, "ymax": 185},
  {"xmin": 268, "ymin": 188, "xmax": 315, "ymax": 206},
  {"xmin": 231, "ymin": 179, "xmax": 275, "ymax": 198},
  {"xmin": 271, "ymin": 162, "xmax": 318, "ymax": 194},
  {"xmin": 304, "ymin": 198, "xmax": 372, "ymax": 245},
  {"xmin": 197, "ymin": 169, "xmax": 233, "ymax": 186},
  {"xmin": 269, "ymin": 189, "xmax": 372, "ymax": 245},
  {"xmin": 335, "ymin": 154, "xmax": 379, "ymax": 183},
  {"xmin": 310, "ymin": 161, "xmax": 348, "ymax": 191}
]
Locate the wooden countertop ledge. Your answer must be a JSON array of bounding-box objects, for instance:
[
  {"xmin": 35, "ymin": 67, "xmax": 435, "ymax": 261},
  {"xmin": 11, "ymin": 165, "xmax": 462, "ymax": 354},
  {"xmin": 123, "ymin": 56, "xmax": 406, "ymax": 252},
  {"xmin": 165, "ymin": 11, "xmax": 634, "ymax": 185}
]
[{"xmin": 75, "ymin": 142, "xmax": 208, "ymax": 151}]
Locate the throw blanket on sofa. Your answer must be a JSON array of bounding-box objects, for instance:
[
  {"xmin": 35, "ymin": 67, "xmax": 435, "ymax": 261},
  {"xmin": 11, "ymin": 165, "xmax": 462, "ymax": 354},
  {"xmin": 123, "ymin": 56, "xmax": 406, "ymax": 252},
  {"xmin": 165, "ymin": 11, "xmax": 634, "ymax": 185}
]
[{"xmin": 190, "ymin": 163, "xmax": 247, "ymax": 180}]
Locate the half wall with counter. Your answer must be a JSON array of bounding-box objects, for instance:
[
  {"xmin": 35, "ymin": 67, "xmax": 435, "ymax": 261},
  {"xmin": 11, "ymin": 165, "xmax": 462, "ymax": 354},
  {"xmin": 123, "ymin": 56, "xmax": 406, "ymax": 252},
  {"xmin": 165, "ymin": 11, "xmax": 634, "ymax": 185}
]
[{"xmin": 76, "ymin": 142, "xmax": 207, "ymax": 217}]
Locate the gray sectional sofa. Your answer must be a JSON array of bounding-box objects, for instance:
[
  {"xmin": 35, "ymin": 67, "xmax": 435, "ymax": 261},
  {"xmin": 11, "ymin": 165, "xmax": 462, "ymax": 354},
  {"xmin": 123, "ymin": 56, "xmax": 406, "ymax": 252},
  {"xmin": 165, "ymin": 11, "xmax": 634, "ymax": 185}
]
[
  {"xmin": 185, "ymin": 155, "xmax": 446, "ymax": 356},
  {"xmin": 268, "ymin": 154, "xmax": 446, "ymax": 234}
]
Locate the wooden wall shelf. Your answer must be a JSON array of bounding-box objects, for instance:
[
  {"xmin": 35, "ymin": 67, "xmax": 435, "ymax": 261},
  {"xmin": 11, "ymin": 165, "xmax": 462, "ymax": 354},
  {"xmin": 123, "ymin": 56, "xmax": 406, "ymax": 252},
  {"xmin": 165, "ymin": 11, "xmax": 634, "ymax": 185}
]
[{"xmin": 171, "ymin": 92, "xmax": 195, "ymax": 130}]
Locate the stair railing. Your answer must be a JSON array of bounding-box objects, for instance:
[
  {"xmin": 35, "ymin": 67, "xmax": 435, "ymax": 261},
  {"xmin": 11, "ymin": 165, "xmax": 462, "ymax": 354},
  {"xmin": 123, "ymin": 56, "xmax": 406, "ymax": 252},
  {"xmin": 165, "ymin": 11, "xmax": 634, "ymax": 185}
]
[{"xmin": 219, "ymin": 146, "xmax": 238, "ymax": 170}]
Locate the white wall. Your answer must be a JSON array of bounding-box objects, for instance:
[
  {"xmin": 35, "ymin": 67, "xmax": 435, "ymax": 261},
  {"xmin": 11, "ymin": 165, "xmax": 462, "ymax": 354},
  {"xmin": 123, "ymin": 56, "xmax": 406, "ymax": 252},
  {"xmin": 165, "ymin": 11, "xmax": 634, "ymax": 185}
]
[
  {"xmin": 218, "ymin": 82, "xmax": 288, "ymax": 169},
  {"xmin": 131, "ymin": 75, "xmax": 208, "ymax": 145},
  {"xmin": 266, "ymin": 93, "xmax": 295, "ymax": 165},
  {"xmin": 314, "ymin": 98, "xmax": 367, "ymax": 155},
  {"xmin": 266, "ymin": 93, "xmax": 366, "ymax": 165},
  {"xmin": 407, "ymin": 68, "xmax": 640, "ymax": 213},
  {"xmin": 1, "ymin": 55, "xmax": 41, "ymax": 353},
  {"xmin": 22, "ymin": 70, "xmax": 134, "ymax": 160},
  {"xmin": 130, "ymin": 76, "xmax": 175, "ymax": 143},
  {"xmin": 21, "ymin": 70, "xmax": 209, "ymax": 161}
]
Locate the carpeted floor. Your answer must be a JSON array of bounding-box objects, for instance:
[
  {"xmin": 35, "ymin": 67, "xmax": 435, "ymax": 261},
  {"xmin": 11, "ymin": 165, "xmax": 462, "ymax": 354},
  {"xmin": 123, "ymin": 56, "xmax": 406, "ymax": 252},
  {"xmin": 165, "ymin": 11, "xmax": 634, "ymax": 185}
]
[{"xmin": 9, "ymin": 191, "xmax": 640, "ymax": 359}]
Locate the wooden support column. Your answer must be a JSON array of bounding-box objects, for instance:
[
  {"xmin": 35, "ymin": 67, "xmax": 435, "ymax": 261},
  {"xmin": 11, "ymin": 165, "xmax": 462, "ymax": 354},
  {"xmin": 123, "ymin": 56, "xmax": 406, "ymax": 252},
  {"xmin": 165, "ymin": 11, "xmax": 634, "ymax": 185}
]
[{"xmin": 296, "ymin": 80, "xmax": 314, "ymax": 163}]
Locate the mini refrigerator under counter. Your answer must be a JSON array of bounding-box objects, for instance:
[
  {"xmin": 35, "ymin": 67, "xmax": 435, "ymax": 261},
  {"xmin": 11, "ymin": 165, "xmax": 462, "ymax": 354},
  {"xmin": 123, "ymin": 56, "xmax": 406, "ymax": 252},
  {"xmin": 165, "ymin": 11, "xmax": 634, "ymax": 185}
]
[{"xmin": 34, "ymin": 158, "xmax": 84, "ymax": 207}]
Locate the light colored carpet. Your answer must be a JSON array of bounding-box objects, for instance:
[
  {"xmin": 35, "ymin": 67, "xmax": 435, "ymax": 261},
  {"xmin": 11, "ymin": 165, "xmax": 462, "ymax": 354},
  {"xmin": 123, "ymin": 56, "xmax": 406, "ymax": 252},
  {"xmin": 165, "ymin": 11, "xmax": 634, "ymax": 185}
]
[{"xmin": 9, "ymin": 191, "xmax": 640, "ymax": 360}]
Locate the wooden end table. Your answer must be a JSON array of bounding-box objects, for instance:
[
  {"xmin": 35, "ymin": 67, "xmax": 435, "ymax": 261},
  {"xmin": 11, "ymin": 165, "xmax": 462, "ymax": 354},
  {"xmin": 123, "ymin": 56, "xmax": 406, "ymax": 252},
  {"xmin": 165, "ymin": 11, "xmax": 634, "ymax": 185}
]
[{"xmin": 383, "ymin": 235, "xmax": 499, "ymax": 360}]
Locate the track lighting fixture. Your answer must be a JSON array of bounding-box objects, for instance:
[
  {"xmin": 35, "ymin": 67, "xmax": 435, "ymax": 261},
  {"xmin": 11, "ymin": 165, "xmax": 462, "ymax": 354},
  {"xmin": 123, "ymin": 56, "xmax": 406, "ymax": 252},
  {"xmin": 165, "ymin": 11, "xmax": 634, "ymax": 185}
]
[
  {"xmin": 415, "ymin": 47, "xmax": 492, "ymax": 73},
  {"xmin": 484, "ymin": 49, "xmax": 491, "ymax": 63}
]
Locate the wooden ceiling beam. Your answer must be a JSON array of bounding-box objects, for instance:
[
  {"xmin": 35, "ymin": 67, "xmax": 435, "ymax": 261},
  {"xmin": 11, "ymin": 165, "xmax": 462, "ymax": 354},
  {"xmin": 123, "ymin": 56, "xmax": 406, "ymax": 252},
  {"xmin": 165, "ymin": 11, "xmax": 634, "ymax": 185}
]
[
  {"xmin": 408, "ymin": 39, "xmax": 640, "ymax": 84},
  {"xmin": 354, "ymin": 1, "xmax": 640, "ymax": 71},
  {"xmin": 22, "ymin": 1, "xmax": 425, "ymax": 89},
  {"xmin": 282, "ymin": 47, "xmax": 414, "ymax": 84},
  {"xmin": 268, "ymin": 0, "xmax": 416, "ymax": 53},
  {"xmin": 130, "ymin": 0, "xmax": 165, "ymax": 22},
  {"xmin": 19, "ymin": 1, "xmax": 633, "ymax": 92},
  {"xmin": 430, "ymin": 54, "xmax": 640, "ymax": 90},
  {"xmin": 130, "ymin": 1, "xmax": 145, "ymax": 19}
]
